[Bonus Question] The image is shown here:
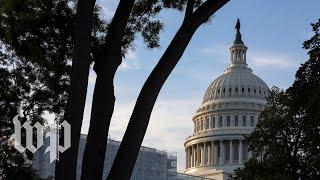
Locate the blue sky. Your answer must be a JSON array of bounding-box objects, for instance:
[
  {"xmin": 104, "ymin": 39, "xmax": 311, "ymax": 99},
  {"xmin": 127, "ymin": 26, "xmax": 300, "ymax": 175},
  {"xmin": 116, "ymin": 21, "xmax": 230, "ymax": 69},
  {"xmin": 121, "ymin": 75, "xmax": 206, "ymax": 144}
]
[{"xmin": 79, "ymin": 0, "xmax": 320, "ymax": 172}]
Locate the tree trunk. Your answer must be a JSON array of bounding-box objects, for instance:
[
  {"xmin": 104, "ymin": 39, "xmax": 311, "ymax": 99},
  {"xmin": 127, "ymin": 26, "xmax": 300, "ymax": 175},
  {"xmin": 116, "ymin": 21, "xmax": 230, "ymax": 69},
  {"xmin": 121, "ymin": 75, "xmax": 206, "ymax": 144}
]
[
  {"xmin": 80, "ymin": 0, "xmax": 135, "ymax": 179},
  {"xmin": 107, "ymin": 0, "xmax": 229, "ymax": 178},
  {"xmin": 107, "ymin": 20, "xmax": 197, "ymax": 180},
  {"xmin": 54, "ymin": 0, "xmax": 96, "ymax": 179}
]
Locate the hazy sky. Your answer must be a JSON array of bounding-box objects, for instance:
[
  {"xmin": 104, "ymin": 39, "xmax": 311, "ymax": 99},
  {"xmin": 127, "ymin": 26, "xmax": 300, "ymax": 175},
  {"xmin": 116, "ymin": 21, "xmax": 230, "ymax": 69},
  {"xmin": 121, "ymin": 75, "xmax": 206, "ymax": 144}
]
[{"xmin": 79, "ymin": 0, "xmax": 320, "ymax": 172}]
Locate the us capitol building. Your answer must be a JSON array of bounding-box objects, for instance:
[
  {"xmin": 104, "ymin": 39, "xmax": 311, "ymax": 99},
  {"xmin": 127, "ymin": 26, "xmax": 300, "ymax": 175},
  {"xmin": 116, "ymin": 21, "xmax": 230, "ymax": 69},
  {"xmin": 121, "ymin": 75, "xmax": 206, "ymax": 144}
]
[{"xmin": 184, "ymin": 20, "xmax": 269, "ymax": 180}]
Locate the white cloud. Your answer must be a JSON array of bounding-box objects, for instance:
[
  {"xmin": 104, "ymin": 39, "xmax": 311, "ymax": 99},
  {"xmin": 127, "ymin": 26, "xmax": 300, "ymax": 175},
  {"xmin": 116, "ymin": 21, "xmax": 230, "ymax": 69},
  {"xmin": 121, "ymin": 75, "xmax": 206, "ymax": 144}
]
[
  {"xmin": 110, "ymin": 98, "xmax": 198, "ymax": 172},
  {"xmin": 203, "ymin": 44, "xmax": 299, "ymax": 70},
  {"xmin": 249, "ymin": 52, "xmax": 298, "ymax": 69},
  {"xmin": 119, "ymin": 50, "xmax": 140, "ymax": 70},
  {"xmin": 202, "ymin": 44, "xmax": 229, "ymax": 60},
  {"xmin": 81, "ymin": 96, "xmax": 200, "ymax": 172}
]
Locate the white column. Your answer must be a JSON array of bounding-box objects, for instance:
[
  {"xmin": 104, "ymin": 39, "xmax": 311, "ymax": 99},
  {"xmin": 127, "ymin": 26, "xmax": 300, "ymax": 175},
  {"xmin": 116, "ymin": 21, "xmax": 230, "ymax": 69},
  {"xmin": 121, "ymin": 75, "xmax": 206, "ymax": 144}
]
[
  {"xmin": 220, "ymin": 140, "xmax": 224, "ymax": 164},
  {"xmin": 200, "ymin": 144, "xmax": 204, "ymax": 166},
  {"xmin": 189, "ymin": 147, "xmax": 192, "ymax": 167},
  {"xmin": 192, "ymin": 145, "xmax": 195, "ymax": 167},
  {"xmin": 193, "ymin": 145, "xmax": 196, "ymax": 167},
  {"xmin": 214, "ymin": 142, "xmax": 218, "ymax": 164},
  {"xmin": 185, "ymin": 148, "xmax": 188, "ymax": 168},
  {"xmin": 229, "ymin": 140, "xmax": 233, "ymax": 164},
  {"xmin": 187, "ymin": 146, "xmax": 191, "ymax": 168},
  {"xmin": 211, "ymin": 141, "xmax": 214, "ymax": 165},
  {"xmin": 203, "ymin": 143, "xmax": 207, "ymax": 165},
  {"xmin": 206, "ymin": 144, "xmax": 211, "ymax": 165},
  {"xmin": 196, "ymin": 144, "xmax": 201, "ymax": 166},
  {"xmin": 190, "ymin": 146, "xmax": 192, "ymax": 167},
  {"xmin": 239, "ymin": 140, "xmax": 243, "ymax": 164}
]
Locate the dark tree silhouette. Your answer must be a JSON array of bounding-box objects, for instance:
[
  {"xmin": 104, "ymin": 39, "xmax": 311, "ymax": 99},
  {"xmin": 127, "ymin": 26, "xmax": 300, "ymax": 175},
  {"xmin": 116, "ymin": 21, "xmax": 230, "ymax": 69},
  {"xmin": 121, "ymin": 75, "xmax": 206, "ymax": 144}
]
[
  {"xmin": 54, "ymin": 0, "xmax": 97, "ymax": 179},
  {"xmin": 234, "ymin": 19, "xmax": 320, "ymax": 180},
  {"xmin": 81, "ymin": 1, "xmax": 193, "ymax": 179},
  {"xmin": 107, "ymin": 0, "xmax": 230, "ymax": 179},
  {"xmin": 80, "ymin": 0, "xmax": 136, "ymax": 179}
]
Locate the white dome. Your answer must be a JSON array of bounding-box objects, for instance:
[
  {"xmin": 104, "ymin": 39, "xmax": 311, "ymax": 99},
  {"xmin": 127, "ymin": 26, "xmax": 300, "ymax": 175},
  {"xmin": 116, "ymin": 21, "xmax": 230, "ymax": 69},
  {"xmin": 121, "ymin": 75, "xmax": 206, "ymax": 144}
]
[{"xmin": 202, "ymin": 65, "xmax": 269, "ymax": 103}]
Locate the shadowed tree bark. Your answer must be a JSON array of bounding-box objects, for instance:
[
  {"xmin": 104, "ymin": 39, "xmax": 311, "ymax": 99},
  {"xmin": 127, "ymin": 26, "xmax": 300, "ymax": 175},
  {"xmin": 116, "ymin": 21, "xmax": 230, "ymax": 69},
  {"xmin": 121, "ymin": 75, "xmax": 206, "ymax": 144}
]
[
  {"xmin": 54, "ymin": 0, "xmax": 97, "ymax": 179},
  {"xmin": 107, "ymin": 0, "xmax": 230, "ymax": 179},
  {"xmin": 80, "ymin": 0, "xmax": 136, "ymax": 179}
]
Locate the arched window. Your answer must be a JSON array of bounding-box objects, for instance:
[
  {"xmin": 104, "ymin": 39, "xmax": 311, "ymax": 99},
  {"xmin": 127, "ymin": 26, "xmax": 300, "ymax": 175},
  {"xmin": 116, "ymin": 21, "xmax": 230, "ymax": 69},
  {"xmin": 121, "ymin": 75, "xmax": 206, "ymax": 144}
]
[
  {"xmin": 206, "ymin": 118, "xmax": 209, "ymax": 129},
  {"xmin": 235, "ymin": 115, "xmax": 238, "ymax": 126},
  {"xmin": 242, "ymin": 116, "xmax": 247, "ymax": 126},
  {"xmin": 250, "ymin": 116, "xmax": 254, "ymax": 127},
  {"xmin": 197, "ymin": 120, "xmax": 199, "ymax": 131},
  {"xmin": 219, "ymin": 116, "xmax": 223, "ymax": 127},
  {"xmin": 227, "ymin": 116, "xmax": 230, "ymax": 126},
  {"xmin": 201, "ymin": 120, "xmax": 204, "ymax": 130},
  {"xmin": 211, "ymin": 117, "xmax": 215, "ymax": 128}
]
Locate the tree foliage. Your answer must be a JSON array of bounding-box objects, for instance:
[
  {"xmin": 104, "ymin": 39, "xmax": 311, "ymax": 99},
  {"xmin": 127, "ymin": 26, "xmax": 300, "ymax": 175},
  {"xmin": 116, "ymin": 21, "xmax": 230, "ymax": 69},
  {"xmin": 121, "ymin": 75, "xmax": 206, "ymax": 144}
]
[{"xmin": 234, "ymin": 19, "xmax": 320, "ymax": 180}]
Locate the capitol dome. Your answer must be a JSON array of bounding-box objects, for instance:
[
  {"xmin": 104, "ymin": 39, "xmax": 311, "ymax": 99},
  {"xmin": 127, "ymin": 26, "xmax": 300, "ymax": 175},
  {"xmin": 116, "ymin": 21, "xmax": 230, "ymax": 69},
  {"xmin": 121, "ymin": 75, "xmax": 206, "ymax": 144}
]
[
  {"xmin": 202, "ymin": 62, "xmax": 269, "ymax": 103},
  {"xmin": 184, "ymin": 20, "xmax": 269, "ymax": 180}
]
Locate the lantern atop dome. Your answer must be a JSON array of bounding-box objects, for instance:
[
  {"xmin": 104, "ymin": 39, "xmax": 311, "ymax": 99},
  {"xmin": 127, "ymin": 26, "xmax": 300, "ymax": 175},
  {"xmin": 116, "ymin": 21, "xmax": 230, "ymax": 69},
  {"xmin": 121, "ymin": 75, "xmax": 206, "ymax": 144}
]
[{"xmin": 229, "ymin": 19, "xmax": 248, "ymax": 67}]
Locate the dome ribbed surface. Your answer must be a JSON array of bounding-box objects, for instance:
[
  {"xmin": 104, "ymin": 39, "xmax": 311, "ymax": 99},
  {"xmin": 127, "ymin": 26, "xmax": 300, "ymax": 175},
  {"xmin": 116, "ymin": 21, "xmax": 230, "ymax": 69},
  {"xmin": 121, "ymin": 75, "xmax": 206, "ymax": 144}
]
[{"xmin": 202, "ymin": 67, "xmax": 268, "ymax": 103}]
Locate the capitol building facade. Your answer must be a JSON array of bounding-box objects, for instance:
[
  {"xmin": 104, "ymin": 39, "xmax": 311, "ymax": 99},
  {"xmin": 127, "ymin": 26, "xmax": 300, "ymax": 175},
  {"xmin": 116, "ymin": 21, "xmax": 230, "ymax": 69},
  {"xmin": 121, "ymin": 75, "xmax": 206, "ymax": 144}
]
[{"xmin": 184, "ymin": 20, "xmax": 269, "ymax": 180}]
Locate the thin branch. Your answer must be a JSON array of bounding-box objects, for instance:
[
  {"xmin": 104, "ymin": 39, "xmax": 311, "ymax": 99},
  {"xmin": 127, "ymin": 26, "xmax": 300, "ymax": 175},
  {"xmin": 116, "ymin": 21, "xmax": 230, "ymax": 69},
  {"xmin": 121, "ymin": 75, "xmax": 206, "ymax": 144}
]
[
  {"xmin": 184, "ymin": 0, "xmax": 195, "ymax": 21},
  {"xmin": 191, "ymin": 0, "xmax": 230, "ymax": 26}
]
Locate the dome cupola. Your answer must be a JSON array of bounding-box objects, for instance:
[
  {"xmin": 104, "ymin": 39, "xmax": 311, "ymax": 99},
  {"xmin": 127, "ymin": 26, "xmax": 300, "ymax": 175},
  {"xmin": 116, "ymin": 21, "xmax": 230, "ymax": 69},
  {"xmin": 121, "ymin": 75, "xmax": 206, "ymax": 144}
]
[{"xmin": 228, "ymin": 19, "xmax": 248, "ymax": 69}]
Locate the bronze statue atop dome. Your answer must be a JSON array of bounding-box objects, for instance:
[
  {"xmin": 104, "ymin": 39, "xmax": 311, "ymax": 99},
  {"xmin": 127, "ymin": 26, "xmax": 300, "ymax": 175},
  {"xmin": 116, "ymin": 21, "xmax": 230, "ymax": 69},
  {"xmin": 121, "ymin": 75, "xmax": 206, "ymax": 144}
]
[
  {"xmin": 235, "ymin": 18, "xmax": 240, "ymax": 32},
  {"xmin": 234, "ymin": 18, "xmax": 244, "ymax": 45}
]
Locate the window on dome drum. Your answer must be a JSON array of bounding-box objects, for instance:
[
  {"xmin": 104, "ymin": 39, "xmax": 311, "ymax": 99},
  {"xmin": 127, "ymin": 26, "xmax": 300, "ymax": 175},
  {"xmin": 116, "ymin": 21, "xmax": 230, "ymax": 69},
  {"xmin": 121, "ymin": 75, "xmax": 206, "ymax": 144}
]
[
  {"xmin": 206, "ymin": 118, "xmax": 209, "ymax": 129},
  {"xmin": 219, "ymin": 116, "xmax": 223, "ymax": 127},
  {"xmin": 259, "ymin": 89, "xmax": 261, "ymax": 94},
  {"xmin": 218, "ymin": 88, "xmax": 220, "ymax": 93},
  {"xmin": 201, "ymin": 120, "xmax": 204, "ymax": 130},
  {"xmin": 197, "ymin": 120, "xmax": 200, "ymax": 132},
  {"xmin": 229, "ymin": 88, "xmax": 232, "ymax": 92},
  {"xmin": 211, "ymin": 117, "xmax": 215, "ymax": 128},
  {"xmin": 227, "ymin": 116, "xmax": 230, "ymax": 126},
  {"xmin": 250, "ymin": 116, "xmax": 254, "ymax": 127},
  {"xmin": 235, "ymin": 115, "xmax": 238, "ymax": 126},
  {"xmin": 243, "ymin": 116, "xmax": 247, "ymax": 126},
  {"xmin": 248, "ymin": 88, "xmax": 250, "ymax": 92},
  {"xmin": 223, "ymin": 88, "xmax": 226, "ymax": 93},
  {"xmin": 242, "ymin": 88, "xmax": 244, "ymax": 92},
  {"xmin": 254, "ymin": 89, "xmax": 256, "ymax": 93},
  {"xmin": 235, "ymin": 87, "xmax": 238, "ymax": 92}
]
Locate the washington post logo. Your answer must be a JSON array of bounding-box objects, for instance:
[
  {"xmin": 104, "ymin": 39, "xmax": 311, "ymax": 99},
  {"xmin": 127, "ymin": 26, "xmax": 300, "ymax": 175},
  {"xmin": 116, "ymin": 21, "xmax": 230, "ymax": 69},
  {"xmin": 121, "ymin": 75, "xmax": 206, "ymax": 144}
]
[{"xmin": 10, "ymin": 115, "xmax": 71, "ymax": 163}]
